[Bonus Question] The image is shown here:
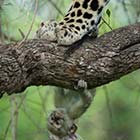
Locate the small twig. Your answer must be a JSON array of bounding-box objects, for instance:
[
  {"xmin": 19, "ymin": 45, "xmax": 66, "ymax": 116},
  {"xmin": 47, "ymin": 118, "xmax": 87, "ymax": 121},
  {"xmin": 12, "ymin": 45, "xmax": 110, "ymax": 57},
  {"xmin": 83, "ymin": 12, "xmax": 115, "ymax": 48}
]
[
  {"xmin": 101, "ymin": 17, "xmax": 113, "ymax": 31},
  {"xmin": 0, "ymin": 0, "xmax": 5, "ymax": 42},
  {"xmin": 21, "ymin": 106, "xmax": 41, "ymax": 129},
  {"xmin": 10, "ymin": 95, "xmax": 18, "ymax": 140},
  {"xmin": 37, "ymin": 87, "xmax": 48, "ymax": 114},
  {"xmin": 121, "ymin": 0, "xmax": 131, "ymax": 24},
  {"xmin": 17, "ymin": 0, "xmax": 38, "ymax": 47},
  {"xmin": 103, "ymin": 86, "xmax": 114, "ymax": 139},
  {"xmin": 18, "ymin": 28, "xmax": 25, "ymax": 39},
  {"xmin": 3, "ymin": 94, "xmax": 26, "ymax": 140},
  {"xmin": 48, "ymin": 0, "xmax": 64, "ymax": 16},
  {"xmin": 103, "ymin": 86, "xmax": 113, "ymax": 124}
]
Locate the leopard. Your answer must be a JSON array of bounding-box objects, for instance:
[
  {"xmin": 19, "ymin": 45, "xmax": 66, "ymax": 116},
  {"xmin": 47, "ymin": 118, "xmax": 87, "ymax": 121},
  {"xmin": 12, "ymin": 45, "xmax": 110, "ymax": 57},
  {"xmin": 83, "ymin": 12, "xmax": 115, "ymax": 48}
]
[
  {"xmin": 47, "ymin": 80, "xmax": 95, "ymax": 140},
  {"xmin": 35, "ymin": 0, "xmax": 110, "ymax": 46}
]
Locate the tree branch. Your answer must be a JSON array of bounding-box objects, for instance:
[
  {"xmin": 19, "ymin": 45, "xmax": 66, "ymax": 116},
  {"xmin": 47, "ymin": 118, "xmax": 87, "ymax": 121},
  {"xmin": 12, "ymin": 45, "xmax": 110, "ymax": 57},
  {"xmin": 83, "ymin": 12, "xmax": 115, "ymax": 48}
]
[{"xmin": 0, "ymin": 23, "xmax": 140, "ymax": 96}]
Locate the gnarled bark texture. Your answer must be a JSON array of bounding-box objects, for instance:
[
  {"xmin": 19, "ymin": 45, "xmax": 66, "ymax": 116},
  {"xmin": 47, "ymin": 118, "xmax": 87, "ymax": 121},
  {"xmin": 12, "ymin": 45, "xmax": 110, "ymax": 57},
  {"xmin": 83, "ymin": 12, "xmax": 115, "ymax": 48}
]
[{"xmin": 0, "ymin": 23, "xmax": 140, "ymax": 96}]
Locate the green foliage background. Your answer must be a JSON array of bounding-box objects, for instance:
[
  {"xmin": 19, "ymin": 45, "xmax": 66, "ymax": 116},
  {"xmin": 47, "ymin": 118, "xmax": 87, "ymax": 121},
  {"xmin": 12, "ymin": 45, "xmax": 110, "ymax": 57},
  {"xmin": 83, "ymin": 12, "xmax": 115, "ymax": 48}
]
[{"xmin": 0, "ymin": 0, "xmax": 140, "ymax": 140}]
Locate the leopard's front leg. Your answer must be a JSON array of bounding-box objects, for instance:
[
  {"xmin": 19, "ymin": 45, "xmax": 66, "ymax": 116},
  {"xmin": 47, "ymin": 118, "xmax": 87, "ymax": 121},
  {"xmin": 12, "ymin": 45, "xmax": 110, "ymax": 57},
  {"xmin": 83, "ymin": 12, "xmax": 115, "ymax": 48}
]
[
  {"xmin": 68, "ymin": 80, "xmax": 95, "ymax": 120},
  {"xmin": 34, "ymin": 20, "xmax": 58, "ymax": 42}
]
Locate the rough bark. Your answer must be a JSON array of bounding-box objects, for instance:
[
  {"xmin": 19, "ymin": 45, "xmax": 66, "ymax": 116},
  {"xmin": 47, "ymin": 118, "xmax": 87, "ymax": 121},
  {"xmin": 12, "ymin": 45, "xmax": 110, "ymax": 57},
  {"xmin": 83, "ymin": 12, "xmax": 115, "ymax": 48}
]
[{"xmin": 0, "ymin": 23, "xmax": 140, "ymax": 96}]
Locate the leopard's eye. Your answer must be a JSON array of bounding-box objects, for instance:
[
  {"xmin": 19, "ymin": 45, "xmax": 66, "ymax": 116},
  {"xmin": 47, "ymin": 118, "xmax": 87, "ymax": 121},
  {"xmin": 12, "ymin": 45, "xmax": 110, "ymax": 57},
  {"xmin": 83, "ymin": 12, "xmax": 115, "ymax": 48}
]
[
  {"xmin": 69, "ymin": 124, "xmax": 77, "ymax": 134},
  {"xmin": 49, "ymin": 113, "xmax": 55, "ymax": 123},
  {"xmin": 56, "ymin": 120, "xmax": 61, "ymax": 125},
  {"xmin": 54, "ymin": 119, "xmax": 63, "ymax": 129},
  {"xmin": 50, "ymin": 116, "xmax": 54, "ymax": 121}
]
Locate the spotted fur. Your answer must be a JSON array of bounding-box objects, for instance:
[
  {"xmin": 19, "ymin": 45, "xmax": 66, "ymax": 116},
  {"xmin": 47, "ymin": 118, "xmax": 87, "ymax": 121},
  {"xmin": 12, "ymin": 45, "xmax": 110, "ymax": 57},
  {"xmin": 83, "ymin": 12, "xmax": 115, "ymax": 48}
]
[{"xmin": 35, "ymin": 0, "xmax": 110, "ymax": 45}]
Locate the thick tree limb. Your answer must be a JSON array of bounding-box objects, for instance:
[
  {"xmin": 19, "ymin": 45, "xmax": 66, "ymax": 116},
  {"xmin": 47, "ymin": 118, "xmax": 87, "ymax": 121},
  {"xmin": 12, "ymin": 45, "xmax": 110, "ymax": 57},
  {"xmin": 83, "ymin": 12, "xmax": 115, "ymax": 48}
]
[{"xmin": 0, "ymin": 23, "xmax": 140, "ymax": 96}]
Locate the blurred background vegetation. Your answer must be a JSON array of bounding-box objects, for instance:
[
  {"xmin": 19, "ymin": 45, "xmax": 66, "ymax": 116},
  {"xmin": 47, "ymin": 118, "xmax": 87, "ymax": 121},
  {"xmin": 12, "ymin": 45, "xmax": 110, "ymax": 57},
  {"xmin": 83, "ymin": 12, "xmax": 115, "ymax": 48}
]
[{"xmin": 0, "ymin": 0, "xmax": 140, "ymax": 140}]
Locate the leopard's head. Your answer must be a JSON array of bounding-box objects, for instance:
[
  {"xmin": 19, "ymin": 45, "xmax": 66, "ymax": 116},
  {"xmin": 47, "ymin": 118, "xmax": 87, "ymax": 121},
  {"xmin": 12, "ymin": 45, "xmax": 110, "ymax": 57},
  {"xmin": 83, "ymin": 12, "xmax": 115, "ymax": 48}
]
[
  {"xmin": 35, "ymin": 20, "xmax": 58, "ymax": 41},
  {"xmin": 47, "ymin": 109, "xmax": 77, "ymax": 138}
]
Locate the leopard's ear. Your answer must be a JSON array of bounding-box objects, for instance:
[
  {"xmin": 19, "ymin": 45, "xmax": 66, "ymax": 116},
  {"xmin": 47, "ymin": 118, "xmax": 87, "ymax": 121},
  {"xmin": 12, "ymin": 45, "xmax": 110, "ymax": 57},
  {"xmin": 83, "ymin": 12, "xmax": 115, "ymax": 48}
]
[{"xmin": 40, "ymin": 22, "xmax": 45, "ymax": 27}]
